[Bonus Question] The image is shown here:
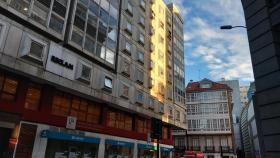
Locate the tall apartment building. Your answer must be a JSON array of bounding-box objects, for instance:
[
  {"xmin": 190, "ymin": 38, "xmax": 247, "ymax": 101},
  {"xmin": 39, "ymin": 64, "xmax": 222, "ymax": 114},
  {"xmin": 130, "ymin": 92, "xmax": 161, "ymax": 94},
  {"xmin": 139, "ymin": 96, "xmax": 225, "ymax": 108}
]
[
  {"xmin": 241, "ymin": 1, "xmax": 280, "ymax": 157},
  {"xmin": 240, "ymin": 86, "xmax": 249, "ymax": 107},
  {"xmin": 218, "ymin": 80, "xmax": 243, "ymax": 151},
  {"xmin": 186, "ymin": 79, "xmax": 235, "ymax": 158},
  {"xmin": 0, "ymin": 0, "xmax": 186, "ymax": 158}
]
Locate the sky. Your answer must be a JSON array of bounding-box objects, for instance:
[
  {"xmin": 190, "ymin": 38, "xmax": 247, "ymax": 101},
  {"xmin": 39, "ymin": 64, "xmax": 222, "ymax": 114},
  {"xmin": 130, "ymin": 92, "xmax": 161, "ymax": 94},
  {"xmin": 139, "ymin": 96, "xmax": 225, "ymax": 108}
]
[{"xmin": 164, "ymin": 0, "xmax": 254, "ymax": 86}]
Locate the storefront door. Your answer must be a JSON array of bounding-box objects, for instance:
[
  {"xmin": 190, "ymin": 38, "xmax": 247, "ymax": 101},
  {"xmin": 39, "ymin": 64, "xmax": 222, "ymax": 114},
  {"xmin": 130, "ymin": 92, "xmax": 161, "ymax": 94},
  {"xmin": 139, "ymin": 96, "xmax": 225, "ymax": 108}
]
[
  {"xmin": 68, "ymin": 147, "xmax": 80, "ymax": 158},
  {"xmin": 0, "ymin": 127, "xmax": 12, "ymax": 158}
]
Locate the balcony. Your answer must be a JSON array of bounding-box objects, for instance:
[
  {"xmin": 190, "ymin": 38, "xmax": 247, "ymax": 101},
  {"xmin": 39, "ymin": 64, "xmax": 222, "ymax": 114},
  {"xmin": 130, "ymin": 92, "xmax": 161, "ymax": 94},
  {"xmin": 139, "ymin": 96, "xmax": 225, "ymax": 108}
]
[
  {"xmin": 204, "ymin": 146, "xmax": 215, "ymax": 153},
  {"xmin": 187, "ymin": 146, "xmax": 201, "ymax": 151},
  {"xmin": 221, "ymin": 146, "xmax": 233, "ymax": 153}
]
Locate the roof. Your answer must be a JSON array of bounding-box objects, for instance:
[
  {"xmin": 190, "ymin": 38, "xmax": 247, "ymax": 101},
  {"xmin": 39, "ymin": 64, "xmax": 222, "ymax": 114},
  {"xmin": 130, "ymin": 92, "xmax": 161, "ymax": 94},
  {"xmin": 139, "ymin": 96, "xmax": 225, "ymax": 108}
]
[{"xmin": 186, "ymin": 78, "xmax": 232, "ymax": 93}]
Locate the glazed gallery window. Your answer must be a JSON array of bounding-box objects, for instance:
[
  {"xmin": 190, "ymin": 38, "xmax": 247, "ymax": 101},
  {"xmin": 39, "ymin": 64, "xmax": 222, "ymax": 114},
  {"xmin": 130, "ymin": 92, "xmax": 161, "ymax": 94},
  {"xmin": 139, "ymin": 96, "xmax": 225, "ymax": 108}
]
[
  {"xmin": 136, "ymin": 118, "xmax": 150, "ymax": 134},
  {"xmin": 52, "ymin": 90, "xmax": 101, "ymax": 124},
  {"xmin": 7, "ymin": 0, "xmax": 68, "ymax": 34},
  {"xmin": 0, "ymin": 72, "xmax": 18, "ymax": 102},
  {"xmin": 24, "ymin": 83, "xmax": 42, "ymax": 111},
  {"xmin": 105, "ymin": 144, "xmax": 133, "ymax": 158},
  {"xmin": 71, "ymin": 0, "xmax": 118, "ymax": 65},
  {"xmin": 107, "ymin": 110, "xmax": 132, "ymax": 131}
]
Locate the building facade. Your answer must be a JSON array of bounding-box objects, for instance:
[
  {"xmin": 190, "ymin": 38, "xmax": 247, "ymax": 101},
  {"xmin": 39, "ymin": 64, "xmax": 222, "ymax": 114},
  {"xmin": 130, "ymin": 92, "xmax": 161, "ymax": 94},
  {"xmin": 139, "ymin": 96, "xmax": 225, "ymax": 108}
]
[
  {"xmin": 0, "ymin": 0, "xmax": 186, "ymax": 158},
  {"xmin": 186, "ymin": 79, "xmax": 235, "ymax": 158},
  {"xmin": 241, "ymin": 1, "xmax": 280, "ymax": 157},
  {"xmin": 240, "ymin": 82, "xmax": 261, "ymax": 158},
  {"xmin": 240, "ymin": 86, "xmax": 249, "ymax": 107},
  {"xmin": 218, "ymin": 80, "xmax": 243, "ymax": 151}
]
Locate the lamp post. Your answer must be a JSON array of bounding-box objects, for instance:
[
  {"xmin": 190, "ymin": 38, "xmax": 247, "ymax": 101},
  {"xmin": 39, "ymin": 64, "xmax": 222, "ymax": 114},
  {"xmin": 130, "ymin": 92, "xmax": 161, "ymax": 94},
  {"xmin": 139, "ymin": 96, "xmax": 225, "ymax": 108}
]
[{"xmin": 220, "ymin": 25, "xmax": 247, "ymax": 30}]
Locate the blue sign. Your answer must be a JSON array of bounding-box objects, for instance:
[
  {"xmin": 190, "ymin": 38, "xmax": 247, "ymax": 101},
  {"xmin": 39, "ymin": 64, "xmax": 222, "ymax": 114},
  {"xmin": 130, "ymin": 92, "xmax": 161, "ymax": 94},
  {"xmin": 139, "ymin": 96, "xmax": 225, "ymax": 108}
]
[
  {"xmin": 105, "ymin": 139, "xmax": 134, "ymax": 147},
  {"xmin": 40, "ymin": 130, "xmax": 100, "ymax": 144},
  {"xmin": 137, "ymin": 144, "xmax": 157, "ymax": 150},
  {"xmin": 160, "ymin": 147, "xmax": 174, "ymax": 152}
]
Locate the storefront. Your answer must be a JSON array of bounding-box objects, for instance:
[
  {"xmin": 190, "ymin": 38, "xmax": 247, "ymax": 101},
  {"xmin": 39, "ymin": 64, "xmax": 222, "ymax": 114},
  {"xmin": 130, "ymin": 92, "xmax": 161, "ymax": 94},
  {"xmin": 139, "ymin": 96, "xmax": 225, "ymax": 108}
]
[
  {"xmin": 105, "ymin": 139, "xmax": 134, "ymax": 158},
  {"xmin": 137, "ymin": 143, "xmax": 157, "ymax": 158},
  {"xmin": 160, "ymin": 147, "xmax": 174, "ymax": 158},
  {"xmin": 41, "ymin": 130, "xmax": 100, "ymax": 158},
  {"xmin": 0, "ymin": 113, "xmax": 20, "ymax": 158}
]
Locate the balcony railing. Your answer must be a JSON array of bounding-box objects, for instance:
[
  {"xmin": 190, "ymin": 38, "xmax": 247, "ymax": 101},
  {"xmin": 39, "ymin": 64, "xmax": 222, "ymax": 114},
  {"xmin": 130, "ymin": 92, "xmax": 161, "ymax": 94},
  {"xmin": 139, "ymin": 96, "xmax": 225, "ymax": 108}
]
[
  {"xmin": 221, "ymin": 146, "xmax": 233, "ymax": 153},
  {"xmin": 187, "ymin": 146, "xmax": 201, "ymax": 151},
  {"xmin": 204, "ymin": 146, "xmax": 215, "ymax": 153}
]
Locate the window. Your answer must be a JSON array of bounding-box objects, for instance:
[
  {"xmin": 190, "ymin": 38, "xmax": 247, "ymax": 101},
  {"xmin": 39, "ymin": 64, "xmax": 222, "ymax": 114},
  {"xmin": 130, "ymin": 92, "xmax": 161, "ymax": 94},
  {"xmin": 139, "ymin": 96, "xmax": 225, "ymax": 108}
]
[
  {"xmin": 51, "ymin": 90, "xmax": 101, "ymax": 124},
  {"xmin": 0, "ymin": 73, "xmax": 18, "ymax": 102},
  {"xmin": 121, "ymin": 60, "xmax": 130, "ymax": 76},
  {"xmin": 162, "ymin": 126, "xmax": 169, "ymax": 139},
  {"xmin": 159, "ymin": 103, "xmax": 164, "ymax": 114},
  {"xmin": 120, "ymin": 83, "xmax": 129, "ymax": 99},
  {"xmin": 136, "ymin": 118, "xmax": 150, "ymax": 134},
  {"xmin": 148, "ymin": 97, "xmax": 154, "ymax": 109},
  {"xmin": 20, "ymin": 34, "xmax": 47, "ymax": 64},
  {"xmin": 104, "ymin": 76, "xmax": 113, "ymax": 90},
  {"xmin": 159, "ymin": 35, "xmax": 164, "ymax": 44},
  {"xmin": 168, "ymin": 106, "xmax": 173, "ymax": 118},
  {"xmin": 135, "ymin": 69, "xmax": 144, "ymax": 84},
  {"xmin": 148, "ymin": 77, "xmax": 153, "ymax": 88},
  {"xmin": 124, "ymin": 41, "xmax": 132, "ymax": 54},
  {"xmin": 107, "ymin": 110, "xmax": 132, "ymax": 131},
  {"xmin": 139, "ymin": 15, "xmax": 145, "ymax": 27},
  {"xmin": 135, "ymin": 90, "xmax": 144, "ymax": 105},
  {"xmin": 76, "ymin": 61, "xmax": 92, "ymax": 83},
  {"xmin": 126, "ymin": 1, "xmax": 133, "ymax": 15},
  {"xmin": 176, "ymin": 110, "xmax": 180, "ymax": 121},
  {"xmin": 139, "ymin": 33, "xmax": 145, "ymax": 45},
  {"xmin": 139, "ymin": 0, "xmax": 146, "ymax": 11},
  {"xmin": 24, "ymin": 83, "xmax": 41, "ymax": 110},
  {"xmin": 9, "ymin": 0, "xmax": 68, "ymax": 34},
  {"xmin": 201, "ymin": 83, "xmax": 211, "ymax": 89},
  {"xmin": 125, "ymin": 21, "xmax": 132, "ymax": 34},
  {"xmin": 137, "ymin": 51, "xmax": 144, "ymax": 64}
]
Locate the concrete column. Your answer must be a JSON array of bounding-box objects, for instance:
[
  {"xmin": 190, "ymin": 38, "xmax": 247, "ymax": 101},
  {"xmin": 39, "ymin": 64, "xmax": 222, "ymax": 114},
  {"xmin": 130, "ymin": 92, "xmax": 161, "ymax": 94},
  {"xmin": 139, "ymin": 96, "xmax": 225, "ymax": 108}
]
[
  {"xmin": 98, "ymin": 138, "xmax": 105, "ymax": 158},
  {"xmin": 133, "ymin": 145, "xmax": 138, "ymax": 158}
]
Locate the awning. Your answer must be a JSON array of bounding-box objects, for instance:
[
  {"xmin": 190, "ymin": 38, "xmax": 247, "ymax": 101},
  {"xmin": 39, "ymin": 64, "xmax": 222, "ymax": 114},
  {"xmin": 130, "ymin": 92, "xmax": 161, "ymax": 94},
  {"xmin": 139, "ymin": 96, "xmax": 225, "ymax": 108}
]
[
  {"xmin": 137, "ymin": 143, "xmax": 157, "ymax": 150},
  {"xmin": 105, "ymin": 139, "xmax": 134, "ymax": 147},
  {"xmin": 161, "ymin": 147, "xmax": 175, "ymax": 152},
  {"xmin": 40, "ymin": 130, "xmax": 100, "ymax": 144}
]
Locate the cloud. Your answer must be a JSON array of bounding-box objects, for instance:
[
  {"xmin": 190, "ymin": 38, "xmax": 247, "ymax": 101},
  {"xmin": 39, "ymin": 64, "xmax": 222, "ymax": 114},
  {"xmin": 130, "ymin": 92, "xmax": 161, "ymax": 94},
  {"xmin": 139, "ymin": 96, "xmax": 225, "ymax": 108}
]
[{"xmin": 183, "ymin": 0, "xmax": 253, "ymax": 82}]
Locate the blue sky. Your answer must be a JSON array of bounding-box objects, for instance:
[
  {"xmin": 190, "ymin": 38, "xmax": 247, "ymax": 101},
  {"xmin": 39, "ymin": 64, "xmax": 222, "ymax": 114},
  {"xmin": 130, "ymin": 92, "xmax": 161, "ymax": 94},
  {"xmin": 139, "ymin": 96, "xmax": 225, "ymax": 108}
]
[{"xmin": 164, "ymin": 0, "xmax": 254, "ymax": 86}]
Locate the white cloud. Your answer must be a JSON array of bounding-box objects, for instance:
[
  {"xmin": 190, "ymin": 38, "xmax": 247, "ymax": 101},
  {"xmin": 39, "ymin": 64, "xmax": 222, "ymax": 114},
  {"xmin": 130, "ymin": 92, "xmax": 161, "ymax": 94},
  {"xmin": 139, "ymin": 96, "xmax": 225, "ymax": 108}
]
[{"xmin": 184, "ymin": 1, "xmax": 253, "ymax": 82}]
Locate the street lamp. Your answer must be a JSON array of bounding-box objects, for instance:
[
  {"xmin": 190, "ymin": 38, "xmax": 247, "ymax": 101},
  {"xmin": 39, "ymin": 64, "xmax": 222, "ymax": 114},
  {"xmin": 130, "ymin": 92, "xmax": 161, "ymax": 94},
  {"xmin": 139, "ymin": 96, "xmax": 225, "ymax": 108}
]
[{"xmin": 220, "ymin": 25, "xmax": 247, "ymax": 30}]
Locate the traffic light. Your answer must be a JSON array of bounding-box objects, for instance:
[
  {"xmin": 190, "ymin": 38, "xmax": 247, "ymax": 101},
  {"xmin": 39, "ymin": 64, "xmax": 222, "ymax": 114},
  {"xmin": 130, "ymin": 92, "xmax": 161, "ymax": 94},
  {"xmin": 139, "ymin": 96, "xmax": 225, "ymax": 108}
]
[{"xmin": 151, "ymin": 118, "xmax": 162, "ymax": 139}]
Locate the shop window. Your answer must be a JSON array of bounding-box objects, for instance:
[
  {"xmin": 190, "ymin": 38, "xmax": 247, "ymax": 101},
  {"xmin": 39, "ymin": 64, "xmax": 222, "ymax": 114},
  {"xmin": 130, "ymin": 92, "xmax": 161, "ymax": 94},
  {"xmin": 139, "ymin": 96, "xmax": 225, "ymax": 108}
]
[
  {"xmin": 136, "ymin": 118, "xmax": 150, "ymax": 134},
  {"xmin": 105, "ymin": 144, "xmax": 133, "ymax": 158},
  {"xmin": 24, "ymin": 83, "xmax": 41, "ymax": 111},
  {"xmin": 107, "ymin": 110, "xmax": 132, "ymax": 131},
  {"xmin": 0, "ymin": 73, "xmax": 18, "ymax": 102},
  {"xmin": 162, "ymin": 126, "xmax": 169, "ymax": 139}
]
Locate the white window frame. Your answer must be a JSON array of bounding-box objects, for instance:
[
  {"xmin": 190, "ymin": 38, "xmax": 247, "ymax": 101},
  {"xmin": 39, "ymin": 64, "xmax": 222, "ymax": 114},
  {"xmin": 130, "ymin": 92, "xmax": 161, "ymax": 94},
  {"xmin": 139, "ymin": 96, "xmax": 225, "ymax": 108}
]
[
  {"xmin": 19, "ymin": 33, "xmax": 48, "ymax": 65},
  {"xmin": 75, "ymin": 60, "xmax": 92, "ymax": 84},
  {"xmin": 0, "ymin": 20, "xmax": 8, "ymax": 52},
  {"xmin": 103, "ymin": 75, "xmax": 113, "ymax": 91}
]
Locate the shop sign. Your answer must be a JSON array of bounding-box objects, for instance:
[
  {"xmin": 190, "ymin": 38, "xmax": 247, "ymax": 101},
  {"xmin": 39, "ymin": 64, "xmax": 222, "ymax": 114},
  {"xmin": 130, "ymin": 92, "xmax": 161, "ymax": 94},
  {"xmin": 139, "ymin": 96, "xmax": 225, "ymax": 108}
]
[
  {"xmin": 105, "ymin": 139, "xmax": 134, "ymax": 147},
  {"xmin": 40, "ymin": 130, "xmax": 100, "ymax": 144},
  {"xmin": 66, "ymin": 116, "xmax": 77, "ymax": 129},
  {"xmin": 51, "ymin": 56, "xmax": 74, "ymax": 70}
]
